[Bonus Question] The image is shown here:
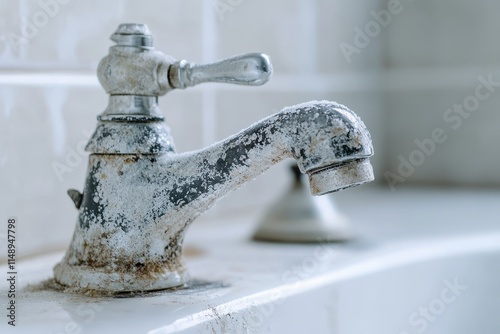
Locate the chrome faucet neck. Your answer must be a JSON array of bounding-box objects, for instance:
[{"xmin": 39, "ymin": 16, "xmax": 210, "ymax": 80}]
[{"xmin": 86, "ymin": 95, "xmax": 175, "ymax": 154}]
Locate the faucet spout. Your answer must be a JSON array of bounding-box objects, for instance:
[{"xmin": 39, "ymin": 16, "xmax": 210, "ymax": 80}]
[{"xmin": 166, "ymin": 100, "xmax": 374, "ymax": 212}]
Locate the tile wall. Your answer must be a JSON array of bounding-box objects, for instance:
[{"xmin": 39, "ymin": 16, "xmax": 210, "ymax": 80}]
[{"xmin": 2, "ymin": 0, "xmax": 498, "ymax": 260}]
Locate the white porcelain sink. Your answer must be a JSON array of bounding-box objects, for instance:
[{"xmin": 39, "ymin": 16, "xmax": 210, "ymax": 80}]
[
  {"xmin": 253, "ymin": 233, "xmax": 500, "ymax": 334},
  {"xmin": 1, "ymin": 186, "xmax": 499, "ymax": 333},
  {"xmin": 334, "ymin": 236, "xmax": 500, "ymax": 334}
]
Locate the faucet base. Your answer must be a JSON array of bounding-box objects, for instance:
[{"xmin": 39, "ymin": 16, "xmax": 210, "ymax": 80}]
[{"xmin": 53, "ymin": 262, "xmax": 187, "ymax": 293}]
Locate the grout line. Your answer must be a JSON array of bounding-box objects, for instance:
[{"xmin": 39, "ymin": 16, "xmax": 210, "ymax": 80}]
[
  {"xmin": 298, "ymin": 0, "xmax": 317, "ymax": 74},
  {"xmin": 381, "ymin": 66, "xmax": 500, "ymax": 91},
  {"xmin": 1, "ymin": 66, "xmax": 500, "ymax": 91},
  {"xmin": 201, "ymin": 0, "xmax": 217, "ymax": 146},
  {"xmin": 0, "ymin": 72, "xmax": 98, "ymax": 86}
]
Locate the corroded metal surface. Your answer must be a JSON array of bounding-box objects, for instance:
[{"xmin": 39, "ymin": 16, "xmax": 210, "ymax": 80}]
[{"xmin": 54, "ymin": 23, "xmax": 374, "ymax": 293}]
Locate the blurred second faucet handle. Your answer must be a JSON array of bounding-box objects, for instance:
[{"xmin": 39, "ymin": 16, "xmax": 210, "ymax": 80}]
[{"xmin": 252, "ymin": 163, "xmax": 353, "ymax": 243}]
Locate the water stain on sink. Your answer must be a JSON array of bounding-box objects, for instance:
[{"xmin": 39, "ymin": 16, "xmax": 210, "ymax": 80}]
[
  {"xmin": 25, "ymin": 276, "xmax": 229, "ymax": 299},
  {"xmin": 112, "ymin": 279, "xmax": 230, "ymax": 299},
  {"xmin": 183, "ymin": 245, "xmax": 205, "ymax": 258}
]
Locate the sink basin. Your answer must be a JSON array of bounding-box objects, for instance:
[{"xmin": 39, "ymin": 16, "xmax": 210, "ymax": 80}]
[
  {"xmin": 252, "ymin": 233, "xmax": 500, "ymax": 334},
  {"xmin": 1, "ymin": 186, "xmax": 499, "ymax": 333}
]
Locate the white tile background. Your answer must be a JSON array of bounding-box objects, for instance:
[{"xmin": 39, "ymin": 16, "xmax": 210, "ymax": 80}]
[{"xmin": 1, "ymin": 0, "xmax": 499, "ymax": 260}]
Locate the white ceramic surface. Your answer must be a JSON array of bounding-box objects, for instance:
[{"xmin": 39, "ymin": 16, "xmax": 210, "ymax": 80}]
[{"xmin": 1, "ymin": 186, "xmax": 499, "ymax": 333}]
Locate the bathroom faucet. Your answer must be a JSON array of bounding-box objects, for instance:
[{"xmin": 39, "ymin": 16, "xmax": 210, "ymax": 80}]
[{"xmin": 54, "ymin": 23, "xmax": 375, "ymax": 292}]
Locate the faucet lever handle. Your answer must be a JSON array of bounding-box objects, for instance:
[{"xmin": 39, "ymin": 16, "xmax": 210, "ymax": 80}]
[{"xmin": 168, "ymin": 53, "xmax": 272, "ymax": 89}]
